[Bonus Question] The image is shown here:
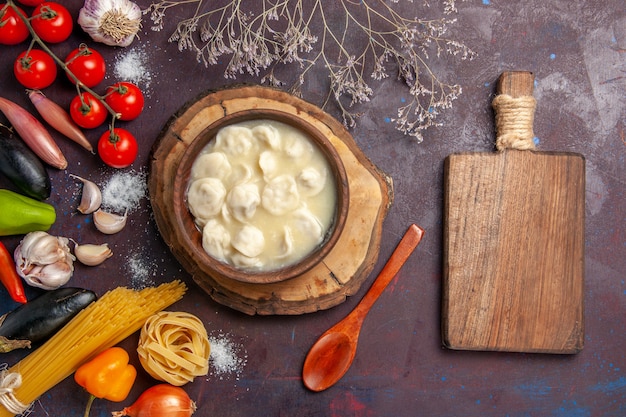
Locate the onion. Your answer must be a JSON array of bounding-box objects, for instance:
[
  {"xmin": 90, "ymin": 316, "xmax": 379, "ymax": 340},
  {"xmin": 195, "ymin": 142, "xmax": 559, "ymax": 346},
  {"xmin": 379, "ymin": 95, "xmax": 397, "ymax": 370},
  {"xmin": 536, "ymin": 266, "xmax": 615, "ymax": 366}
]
[
  {"xmin": 28, "ymin": 90, "xmax": 93, "ymax": 153},
  {"xmin": 0, "ymin": 96, "xmax": 67, "ymax": 169},
  {"xmin": 112, "ymin": 384, "xmax": 196, "ymax": 417}
]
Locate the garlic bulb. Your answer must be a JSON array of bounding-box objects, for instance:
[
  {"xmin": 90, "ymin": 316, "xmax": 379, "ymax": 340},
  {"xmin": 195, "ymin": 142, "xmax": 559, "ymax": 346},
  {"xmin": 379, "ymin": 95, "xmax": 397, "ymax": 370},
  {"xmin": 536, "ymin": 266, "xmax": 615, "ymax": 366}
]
[
  {"xmin": 14, "ymin": 231, "xmax": 75, "ymax": 290},
  {"xmin": 78, "ymin": 0, "xmax": 142, "ymax": 47}
]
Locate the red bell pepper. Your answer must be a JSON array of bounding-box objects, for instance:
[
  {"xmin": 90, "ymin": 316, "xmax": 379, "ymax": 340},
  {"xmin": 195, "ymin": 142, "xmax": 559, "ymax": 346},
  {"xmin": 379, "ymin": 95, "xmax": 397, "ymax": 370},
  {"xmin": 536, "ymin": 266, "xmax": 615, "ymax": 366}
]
[{"xmin": 0, "ymin": 241, "xmax": 27, "ymax": 303}]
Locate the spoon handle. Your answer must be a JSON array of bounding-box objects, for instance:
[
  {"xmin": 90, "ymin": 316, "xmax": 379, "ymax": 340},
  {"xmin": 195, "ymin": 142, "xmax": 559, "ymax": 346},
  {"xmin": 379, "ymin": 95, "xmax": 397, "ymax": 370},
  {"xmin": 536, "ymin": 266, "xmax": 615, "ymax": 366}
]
[{"xmin": 353, "ymin": 224, "xmax": 425, "ymax": 319}]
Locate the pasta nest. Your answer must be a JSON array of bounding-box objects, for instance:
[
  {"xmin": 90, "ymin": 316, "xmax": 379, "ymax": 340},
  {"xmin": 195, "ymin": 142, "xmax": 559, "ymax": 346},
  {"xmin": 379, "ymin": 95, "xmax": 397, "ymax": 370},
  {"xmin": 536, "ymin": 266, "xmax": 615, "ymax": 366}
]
[{"xmin": 138, "ymin": 311, "xmax": 211, "ymax": 386}]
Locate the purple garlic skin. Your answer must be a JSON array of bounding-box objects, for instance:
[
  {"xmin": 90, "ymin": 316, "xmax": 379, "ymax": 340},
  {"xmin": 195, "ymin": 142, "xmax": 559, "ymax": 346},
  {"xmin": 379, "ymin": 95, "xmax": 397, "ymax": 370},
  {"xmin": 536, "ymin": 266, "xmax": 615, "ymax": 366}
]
[{"xmin": 78, "ymin": 0, "xmax": 142, "ymax": 47}]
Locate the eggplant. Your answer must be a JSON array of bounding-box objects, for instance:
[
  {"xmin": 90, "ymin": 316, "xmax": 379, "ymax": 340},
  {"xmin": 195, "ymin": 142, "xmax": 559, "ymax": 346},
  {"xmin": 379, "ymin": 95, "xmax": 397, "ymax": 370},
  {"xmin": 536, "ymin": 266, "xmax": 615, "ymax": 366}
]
[
  {"xmin": 0, "ymin": 124, "xmax": 51, "ymax": 200},
  {"xmin": 0, "ymin": 287, "xmax": 97, "ymax": 353}
]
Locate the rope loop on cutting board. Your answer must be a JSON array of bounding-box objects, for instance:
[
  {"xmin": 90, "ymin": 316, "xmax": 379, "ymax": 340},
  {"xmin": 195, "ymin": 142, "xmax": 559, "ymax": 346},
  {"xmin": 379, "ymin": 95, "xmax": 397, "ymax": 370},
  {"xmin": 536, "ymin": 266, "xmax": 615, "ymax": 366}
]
[{"xmin": 492, "ymin": 94, "xmax": 536, "ymax": 151}]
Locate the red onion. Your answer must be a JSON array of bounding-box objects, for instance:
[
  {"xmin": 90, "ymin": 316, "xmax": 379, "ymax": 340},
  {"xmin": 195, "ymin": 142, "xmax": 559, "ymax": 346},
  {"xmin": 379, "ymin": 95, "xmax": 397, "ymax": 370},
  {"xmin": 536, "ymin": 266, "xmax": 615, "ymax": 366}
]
[
  {"xmin": 28, "ymin": 90, "xmax": 93, "ymax": 153},
  {"xmin": 0, "ymin": 96, "xmax": 67, "ymax": 169},
  {"xmin": 111, "ymin": 384, "xmax": 196, "ymax": 417}
]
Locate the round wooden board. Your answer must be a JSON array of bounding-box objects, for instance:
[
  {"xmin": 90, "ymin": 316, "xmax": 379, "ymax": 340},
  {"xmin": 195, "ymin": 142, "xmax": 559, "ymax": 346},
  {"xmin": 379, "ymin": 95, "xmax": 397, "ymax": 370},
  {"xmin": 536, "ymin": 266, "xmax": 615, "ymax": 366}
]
[{"xmin": 149, "ymin": 85, "xmax": 393, "ymax": 315}]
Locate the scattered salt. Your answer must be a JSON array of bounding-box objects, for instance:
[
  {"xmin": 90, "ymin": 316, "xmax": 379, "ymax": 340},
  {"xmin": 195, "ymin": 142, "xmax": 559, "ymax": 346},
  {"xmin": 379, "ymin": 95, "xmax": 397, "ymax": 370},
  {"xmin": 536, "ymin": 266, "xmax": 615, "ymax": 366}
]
[
  {"xmin": 209, "ymin": 334, "xmax": 247, "ymax": 380},
  {"xmin": 113, "ymin": 45, "xmax": 153, "ymax": 90},
  {"xmin": 126, "ymin": 250, "xmax": 154, "ymax": 288},
  {"xmin": 100, "ymin": 170, "xmax": 147, "ymax": 214}
]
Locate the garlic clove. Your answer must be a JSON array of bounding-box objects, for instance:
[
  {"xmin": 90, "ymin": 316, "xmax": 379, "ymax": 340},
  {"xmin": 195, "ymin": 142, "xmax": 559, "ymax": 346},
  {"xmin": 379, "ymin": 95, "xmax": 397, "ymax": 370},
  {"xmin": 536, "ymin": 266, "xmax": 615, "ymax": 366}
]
[
  {"xmin": 93, "ymin": 209, "xmax": 127, "ymax": 234},
  {"xmin": 23, "ymin": 261, "xmax": 73, "ymax": 290},
  {"xmin": 74, "ymin": 242, "xmax": 113, "ymax": 266},
  {"xmin": 17, "ymin": 232, "xmax": 74, "ymax": 266},
  {"xmin": 70, "ymin": 174, "xmax": 102, "ymax": 214},
  {"xmin": 17, "ymin": 231, "xmax": 59, "ymax": 265}
]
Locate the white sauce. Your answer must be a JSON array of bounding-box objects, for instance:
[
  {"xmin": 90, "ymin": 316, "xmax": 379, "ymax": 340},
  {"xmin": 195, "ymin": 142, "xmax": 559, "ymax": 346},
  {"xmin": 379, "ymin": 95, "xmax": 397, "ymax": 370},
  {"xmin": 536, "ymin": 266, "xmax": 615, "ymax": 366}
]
[{"xmin": 187, "ymin": 119, "xmax": 337, "ymax": 271}]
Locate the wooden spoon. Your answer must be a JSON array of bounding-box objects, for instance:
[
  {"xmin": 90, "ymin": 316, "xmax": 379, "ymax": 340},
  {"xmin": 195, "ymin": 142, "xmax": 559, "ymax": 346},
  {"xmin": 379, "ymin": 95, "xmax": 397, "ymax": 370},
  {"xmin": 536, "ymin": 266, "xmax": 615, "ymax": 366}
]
[{"xmin": 302, "ymin": 224, "xmax": 425, "ymax": 392}]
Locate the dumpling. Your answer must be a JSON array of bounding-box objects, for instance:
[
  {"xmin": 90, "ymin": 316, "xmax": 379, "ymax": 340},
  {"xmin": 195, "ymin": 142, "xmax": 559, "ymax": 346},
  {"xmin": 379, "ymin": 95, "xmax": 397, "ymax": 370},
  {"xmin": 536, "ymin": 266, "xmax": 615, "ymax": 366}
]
[
  {"xmin": 191, "ymin": 152, "xmax": 232, "ymax": 181},
  {"xmin": 229, "ymin": 163, "xmax": 252, "ymax": 186},
  {"xmin": 292, "ymin": 207, "xmax": 324, "ymax": 245},
  {"xmin": 227, "ymin": 183, "xmax": 260, "ymax": 223},
  {"xmin": 231, "ymin": 252, "xmax": 263, "ymax": 269},
  {"xmin": 252, "ymin": 125, "xmax": 281, "ymax": 150},
  {"xmin": 259, "ymin": 151, "xmax": 279, "ymax": 179},
  {"xmin": 232, "ymin": 225, "xmax": 265, "ymax": 257},
  {"xmin": 202, "ymin": 219, "xmax": 231, "ymax": 261},
  {"xmin": 220, "ymin": 203, "xmax": 233, "ymax": 224},
  {"xmin": 276, "ymin": 226, "xmax": 294, "ymax": 259},
  {"xmin": 187, "ymin": 178, "xmax": 226, "ymax": 220},
  {"xmin": 283, "ymin": 133, "xmax": 313, "ymax": 160},
  {"xmin": 214, "ymin": 125, "xmax": 254, "ymax": 156},
  {"xmin": 296, "ymin": 166, "xmax": 327, "ymax": 196},
  {"xmin": 261, "ymin": 175, "xmax": 300, "ymax": 216}
]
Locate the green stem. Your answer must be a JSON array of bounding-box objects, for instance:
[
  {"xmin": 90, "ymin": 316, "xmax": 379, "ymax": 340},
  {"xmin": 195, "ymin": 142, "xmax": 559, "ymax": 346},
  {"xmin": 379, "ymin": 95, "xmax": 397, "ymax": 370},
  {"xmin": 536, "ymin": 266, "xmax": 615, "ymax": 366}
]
[
  {"xmin": 6, "ymin": 0, "xmax": 120, "ymax": 127},
  {"xmin": 83, "ymin": 394, "xmax": 96, "ymax": 417}
]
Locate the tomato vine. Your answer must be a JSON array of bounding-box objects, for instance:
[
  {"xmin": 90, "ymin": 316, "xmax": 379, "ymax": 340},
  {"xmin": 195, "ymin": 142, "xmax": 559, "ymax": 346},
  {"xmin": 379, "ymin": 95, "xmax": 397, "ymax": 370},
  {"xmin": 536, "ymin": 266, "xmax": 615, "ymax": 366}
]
[{"xmin": 3, "ymin": 0, "xmax": 129, "ymax": 134}]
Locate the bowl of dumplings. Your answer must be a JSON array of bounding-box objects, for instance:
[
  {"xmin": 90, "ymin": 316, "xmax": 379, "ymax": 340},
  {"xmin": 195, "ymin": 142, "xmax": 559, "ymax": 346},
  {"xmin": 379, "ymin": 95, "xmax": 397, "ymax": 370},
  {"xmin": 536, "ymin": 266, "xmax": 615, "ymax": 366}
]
[{"xmin": 172, "ymin": 109, "xmax": 350, "ymax": 285}]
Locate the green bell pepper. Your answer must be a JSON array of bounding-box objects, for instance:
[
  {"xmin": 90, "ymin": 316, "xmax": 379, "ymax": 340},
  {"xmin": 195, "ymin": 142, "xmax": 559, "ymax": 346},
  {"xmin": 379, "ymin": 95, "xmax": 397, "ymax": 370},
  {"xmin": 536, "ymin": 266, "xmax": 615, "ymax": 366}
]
[{"xmin": 0, "ymin": 189, "xmax": 56, "ymax": 236}]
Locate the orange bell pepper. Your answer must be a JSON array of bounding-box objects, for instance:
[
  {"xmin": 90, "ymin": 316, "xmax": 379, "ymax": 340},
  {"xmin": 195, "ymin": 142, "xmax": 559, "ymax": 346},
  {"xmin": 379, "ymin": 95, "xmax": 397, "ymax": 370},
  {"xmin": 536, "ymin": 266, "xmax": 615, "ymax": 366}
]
[{"xmin": 75, "ymin": 347, "xmax": 137, "ymax": 417}]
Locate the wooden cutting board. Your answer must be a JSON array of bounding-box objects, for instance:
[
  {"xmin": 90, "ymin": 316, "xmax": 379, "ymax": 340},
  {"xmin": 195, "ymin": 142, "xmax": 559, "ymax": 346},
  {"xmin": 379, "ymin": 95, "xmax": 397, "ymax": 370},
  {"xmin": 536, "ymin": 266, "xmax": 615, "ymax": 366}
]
[{"xmin": 442, "ymin": 71, "xmax": 585, "ymax": 354}]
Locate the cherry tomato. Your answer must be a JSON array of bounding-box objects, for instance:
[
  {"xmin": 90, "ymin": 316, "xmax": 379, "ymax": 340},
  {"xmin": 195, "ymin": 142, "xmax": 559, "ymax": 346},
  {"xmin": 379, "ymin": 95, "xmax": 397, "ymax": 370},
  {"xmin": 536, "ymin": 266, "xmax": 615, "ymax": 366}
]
[
  {"xmin": 65, "ymin": 46, "xmax": 106, "ymax": 87},
  {"xmin": 98, "ymin": 128, "xmax": 138, "ymax": 168},
  {"xmin": 14, "ymin": 49, "xmax": 57, "ymax": 89},
  {"xmin": 31, "ymin": 2, "xmax": 73, "ymax": 44},
  {"xmin": 16, "ymin": 0, "xmax": 46, "ymax": 6},
  {"xmin": 70, "ymin": 92, "xmax": 108, "ymax": 129},
  {"xmin": 0, "ymin": 5, "xmax": 29, "ymax": 45},
  {"xmin": 105, "ymin": 82, "xmax": 145, "ymax": 121}
]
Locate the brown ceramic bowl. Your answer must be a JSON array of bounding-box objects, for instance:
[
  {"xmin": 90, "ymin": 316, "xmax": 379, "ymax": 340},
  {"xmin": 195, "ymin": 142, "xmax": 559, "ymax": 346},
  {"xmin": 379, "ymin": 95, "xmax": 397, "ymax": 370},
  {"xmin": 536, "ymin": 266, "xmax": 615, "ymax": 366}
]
[{"xmin": 172, "ymin": 109, "xmax": 349, "ymax": 284}]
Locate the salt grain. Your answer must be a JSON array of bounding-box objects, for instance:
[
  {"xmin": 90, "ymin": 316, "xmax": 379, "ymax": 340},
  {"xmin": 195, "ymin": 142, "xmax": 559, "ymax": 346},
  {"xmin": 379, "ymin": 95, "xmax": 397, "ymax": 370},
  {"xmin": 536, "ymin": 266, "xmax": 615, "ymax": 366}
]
[
  {"xmin": 114, "ymin": 46, "xmax": 152, "ymax": 90},
  {"xmin": 127, "ymin": 251, "xmax": 154, "ymax": 288},
  {"xmin": 101, "ymin": 170, "xmax": 147, "ymax": 214},
  {"xmin": 209, "ymin": 334, "xmax": 247, "ymax": 380}
]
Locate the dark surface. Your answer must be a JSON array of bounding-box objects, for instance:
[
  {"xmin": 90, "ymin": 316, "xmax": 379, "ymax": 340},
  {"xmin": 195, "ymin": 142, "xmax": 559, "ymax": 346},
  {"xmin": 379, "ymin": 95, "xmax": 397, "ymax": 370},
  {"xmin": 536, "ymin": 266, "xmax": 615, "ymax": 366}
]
[{"xmin": 0, "ymin": 1, "xmax": 624, "ymax": 416}]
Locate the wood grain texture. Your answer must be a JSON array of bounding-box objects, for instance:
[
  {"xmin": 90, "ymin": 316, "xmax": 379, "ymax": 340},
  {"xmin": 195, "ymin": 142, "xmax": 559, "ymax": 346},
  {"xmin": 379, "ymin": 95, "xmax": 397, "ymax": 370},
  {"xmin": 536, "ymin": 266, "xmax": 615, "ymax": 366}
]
[
  {"xmin": 498, "ymin": 71, "xmax": 534, "ymax": 97},
  {"xmin": 149, "ymin": 85, "xmax": 393, "ymax": 315},
  {"xmin": 442, "ymin": 72, "xmax": 585, "ymax": 353}
]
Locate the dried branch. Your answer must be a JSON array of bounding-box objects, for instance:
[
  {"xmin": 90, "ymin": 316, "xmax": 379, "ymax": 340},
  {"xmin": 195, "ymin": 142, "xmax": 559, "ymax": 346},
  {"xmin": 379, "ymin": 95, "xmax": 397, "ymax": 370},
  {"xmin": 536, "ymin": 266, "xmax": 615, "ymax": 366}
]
[{"xmin": 144, "ymin": 0, "xmax": 475, "ymax": 142}]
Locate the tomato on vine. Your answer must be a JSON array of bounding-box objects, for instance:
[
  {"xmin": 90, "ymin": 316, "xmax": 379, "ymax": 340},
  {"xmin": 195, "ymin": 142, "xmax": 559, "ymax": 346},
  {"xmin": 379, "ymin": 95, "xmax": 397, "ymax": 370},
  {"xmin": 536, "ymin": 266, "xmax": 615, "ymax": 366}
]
[
  {"xmin": 70, "ymin": 92, "xmax": 107, "ymax": 129},
  {"xmin": 0, "ymin": 5, "xmax": 29, "ymax": 45},
  {"xmin": 31, "ymin": 2, "xmax": 73, "ymax": 44},
  {"xmin": 98, "ymin": 128, "xmax": 138, "ymax": 168},
  {"xmin": 65, "ymin": 45, "xmax": 106, "ymax": 87},
  {"xmin": 14, "ymin": 49, "xmax": 57, "ymax": 89},
  {"xmin": 105, "ymin": 82, "xmax": 144, "ymax": 121}
]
